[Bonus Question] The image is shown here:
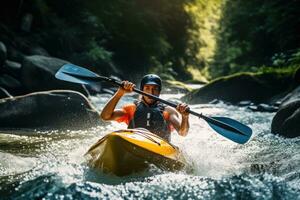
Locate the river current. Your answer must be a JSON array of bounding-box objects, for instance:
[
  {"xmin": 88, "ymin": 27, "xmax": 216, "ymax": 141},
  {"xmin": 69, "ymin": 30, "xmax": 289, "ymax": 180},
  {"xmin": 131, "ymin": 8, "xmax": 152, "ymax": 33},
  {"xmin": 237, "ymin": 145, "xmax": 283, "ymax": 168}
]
[{"xmin": 0, "ymin": 92, "xmax": 299, "ymax": 199}]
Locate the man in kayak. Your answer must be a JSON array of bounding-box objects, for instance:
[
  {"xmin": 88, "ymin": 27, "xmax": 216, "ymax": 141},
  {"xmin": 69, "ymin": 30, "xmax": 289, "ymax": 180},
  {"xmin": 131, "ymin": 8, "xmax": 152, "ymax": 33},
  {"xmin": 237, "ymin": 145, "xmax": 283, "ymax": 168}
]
[{"xmin": 100, "ymin": 74, "xmax": 190, "ymax": 141}]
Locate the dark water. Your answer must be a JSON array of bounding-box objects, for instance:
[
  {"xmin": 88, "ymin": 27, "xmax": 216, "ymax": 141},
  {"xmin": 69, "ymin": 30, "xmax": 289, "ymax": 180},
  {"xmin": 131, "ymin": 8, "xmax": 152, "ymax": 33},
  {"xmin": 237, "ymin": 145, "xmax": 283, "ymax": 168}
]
[{"xmin": 0, "ymin": 93, "xmax": 299, "ymax": 200}]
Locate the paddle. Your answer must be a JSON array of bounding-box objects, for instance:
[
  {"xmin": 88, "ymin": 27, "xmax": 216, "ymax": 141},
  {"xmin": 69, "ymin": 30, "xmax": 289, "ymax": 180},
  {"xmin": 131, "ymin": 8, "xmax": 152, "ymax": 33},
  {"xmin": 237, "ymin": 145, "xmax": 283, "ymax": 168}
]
[{"xmin": 55, "ymin": 63, "xmax": 252, "ymax": 144}]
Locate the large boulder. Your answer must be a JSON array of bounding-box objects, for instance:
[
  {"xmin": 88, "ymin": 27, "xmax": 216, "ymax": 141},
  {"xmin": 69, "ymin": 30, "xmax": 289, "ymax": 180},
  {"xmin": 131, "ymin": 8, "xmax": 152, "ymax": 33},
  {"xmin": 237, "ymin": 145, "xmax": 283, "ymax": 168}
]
[
  {"xmin": 0, "ymin": 90, "xmax": 101, "ymax": 130},
  {"xmin": 0, "ymin": 74, "xmax": 25, "ymax": 95},
  {"xmin": 2, "ymin": 60, "xmax": 22, "ymax": 79},
  {"xmin": 184, "ymin": 72, "xmax": 293, "ymax": 104},
  {"xmin": 279, "ymin": 86, "xmax": 300, "ymax": 107},
  {"xmin": 6, "ymin": 46, "xmax": 25, "ymax": 63},
  {"xmin": 271, "ymin": 100, "xmax": 300, "ymax": 138},
  {"xmin": 21, "ymin": 55, "xmax": 88, "ymax": 95}
]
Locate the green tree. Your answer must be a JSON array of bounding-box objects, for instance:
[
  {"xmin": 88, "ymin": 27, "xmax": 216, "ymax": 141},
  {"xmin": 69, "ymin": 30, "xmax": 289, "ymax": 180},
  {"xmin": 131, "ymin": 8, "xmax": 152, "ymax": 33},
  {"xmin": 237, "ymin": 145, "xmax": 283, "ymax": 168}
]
[{"xmin": 210, "ymin": 0, "xmax": 300, "ymax": 78}]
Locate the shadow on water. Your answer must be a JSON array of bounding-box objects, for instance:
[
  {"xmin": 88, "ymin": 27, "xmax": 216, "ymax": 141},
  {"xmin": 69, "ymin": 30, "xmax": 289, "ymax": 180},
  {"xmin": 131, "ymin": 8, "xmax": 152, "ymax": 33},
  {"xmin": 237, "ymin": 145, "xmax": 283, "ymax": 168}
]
[{"xmin": 83, "ymin": 164, "xmax": 166, "ymax": 185}]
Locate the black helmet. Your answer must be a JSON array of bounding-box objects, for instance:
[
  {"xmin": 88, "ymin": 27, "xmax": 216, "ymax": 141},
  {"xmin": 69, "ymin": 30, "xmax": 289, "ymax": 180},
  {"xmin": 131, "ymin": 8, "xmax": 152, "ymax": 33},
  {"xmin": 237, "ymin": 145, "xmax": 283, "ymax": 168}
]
[{"xmin": 140, "ymin": 74, "xmax": 162, "ymax": 91}]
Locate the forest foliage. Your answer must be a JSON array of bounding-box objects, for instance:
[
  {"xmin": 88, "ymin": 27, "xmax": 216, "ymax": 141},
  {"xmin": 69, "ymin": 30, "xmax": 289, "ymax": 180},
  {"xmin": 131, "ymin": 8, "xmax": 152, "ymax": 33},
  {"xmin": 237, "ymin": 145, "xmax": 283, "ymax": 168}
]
[
  {"xmin": 210, "ymin": 0, "xmax": 300, "ymax": 78},
  {"xmin": 0, "ymin": 0, "xmax": 299, "ymax": 80}
]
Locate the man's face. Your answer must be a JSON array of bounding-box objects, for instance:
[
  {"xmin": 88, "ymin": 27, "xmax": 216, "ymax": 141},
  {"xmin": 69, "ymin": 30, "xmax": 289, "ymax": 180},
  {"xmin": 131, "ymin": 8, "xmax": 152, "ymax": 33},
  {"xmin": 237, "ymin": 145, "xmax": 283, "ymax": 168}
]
[{"xmin": 142, "ymin": 84, "xmax": 160, "ymax": 104}]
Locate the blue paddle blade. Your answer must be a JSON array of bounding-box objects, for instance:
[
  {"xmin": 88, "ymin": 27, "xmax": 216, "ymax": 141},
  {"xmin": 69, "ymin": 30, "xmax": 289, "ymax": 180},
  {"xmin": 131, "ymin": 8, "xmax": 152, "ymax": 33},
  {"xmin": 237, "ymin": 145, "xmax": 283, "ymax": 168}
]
[
  {"xmin": 55, "ymin": 63, "xmax": 103, "ymax": 85},
  {"xmin": 55, "ymin": 69, "xmax": 96, "ymax": 85},
  {"xmin": 58, "ymin": 63, "xmax": 99, "ymax": 78},
  {"xmin": 208, "ymin": 117, "xmax": 252, "ymax": 144}
]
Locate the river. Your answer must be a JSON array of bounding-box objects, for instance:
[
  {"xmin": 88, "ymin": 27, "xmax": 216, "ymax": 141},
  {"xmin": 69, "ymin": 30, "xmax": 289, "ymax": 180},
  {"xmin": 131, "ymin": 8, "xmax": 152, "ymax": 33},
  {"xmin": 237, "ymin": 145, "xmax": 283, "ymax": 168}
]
[{"xmin": 0, "ymin": 92, "xmax": 299, "ymax": 199}]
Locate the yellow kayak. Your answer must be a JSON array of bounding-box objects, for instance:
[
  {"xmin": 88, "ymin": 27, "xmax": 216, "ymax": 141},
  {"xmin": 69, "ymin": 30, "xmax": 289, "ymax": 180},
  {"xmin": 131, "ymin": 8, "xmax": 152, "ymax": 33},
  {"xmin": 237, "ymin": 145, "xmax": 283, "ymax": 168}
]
[{"xmin": 84, "ymin": 129, "xmax": 186, "ymax": 176}]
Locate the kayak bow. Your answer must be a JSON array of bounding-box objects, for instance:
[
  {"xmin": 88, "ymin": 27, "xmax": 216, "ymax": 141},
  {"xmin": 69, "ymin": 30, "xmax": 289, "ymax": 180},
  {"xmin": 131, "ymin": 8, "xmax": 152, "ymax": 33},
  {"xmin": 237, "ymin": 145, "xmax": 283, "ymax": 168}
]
[{"xmin": 85, "ymin": 129, "xmax": 186, "ymax": 176}]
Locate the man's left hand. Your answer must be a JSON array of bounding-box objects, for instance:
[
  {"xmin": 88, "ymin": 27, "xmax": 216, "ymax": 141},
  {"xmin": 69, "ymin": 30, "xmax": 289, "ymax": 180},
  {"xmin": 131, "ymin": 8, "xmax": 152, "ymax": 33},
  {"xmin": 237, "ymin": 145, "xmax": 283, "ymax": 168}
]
[{"xmin": 176, "ymin": 103, "xmax": 190, "ymax": 117}]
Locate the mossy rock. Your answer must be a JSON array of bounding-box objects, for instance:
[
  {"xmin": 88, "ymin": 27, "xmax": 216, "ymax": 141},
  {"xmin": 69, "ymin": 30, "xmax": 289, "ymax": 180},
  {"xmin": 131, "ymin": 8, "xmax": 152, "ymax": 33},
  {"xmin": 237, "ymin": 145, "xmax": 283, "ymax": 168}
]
[
  {"xmin": 162, "ymin": 80, "xmax": 194, "ymax": 94},
  {"xmin": 184, "ymin": 71, "xmax": 294, "ymax": 104}
]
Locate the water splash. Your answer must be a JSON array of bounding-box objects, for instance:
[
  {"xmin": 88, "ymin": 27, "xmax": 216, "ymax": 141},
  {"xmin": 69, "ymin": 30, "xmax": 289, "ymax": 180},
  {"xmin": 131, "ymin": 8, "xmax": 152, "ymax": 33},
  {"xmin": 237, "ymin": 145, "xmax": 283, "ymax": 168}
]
[{"xmin": 0, "ymin": 94, "xmax": 299, "ymax": 199}]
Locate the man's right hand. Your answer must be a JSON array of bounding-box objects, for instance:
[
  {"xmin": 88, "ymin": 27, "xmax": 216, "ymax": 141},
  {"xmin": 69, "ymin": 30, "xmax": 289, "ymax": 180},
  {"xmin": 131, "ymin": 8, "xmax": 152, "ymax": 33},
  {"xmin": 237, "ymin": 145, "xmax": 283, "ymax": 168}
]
[{"xmin": 116, "ymin": 81, "xmax": 135, "ymax": 96}]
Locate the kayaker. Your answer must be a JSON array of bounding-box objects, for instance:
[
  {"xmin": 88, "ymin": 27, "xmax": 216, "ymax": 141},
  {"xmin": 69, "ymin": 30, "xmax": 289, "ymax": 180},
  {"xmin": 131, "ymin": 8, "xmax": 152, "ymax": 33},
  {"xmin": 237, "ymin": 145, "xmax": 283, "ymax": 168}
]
[{"xmin": 100, "ymin": 74, "xmax": 190, "ymax": 141}]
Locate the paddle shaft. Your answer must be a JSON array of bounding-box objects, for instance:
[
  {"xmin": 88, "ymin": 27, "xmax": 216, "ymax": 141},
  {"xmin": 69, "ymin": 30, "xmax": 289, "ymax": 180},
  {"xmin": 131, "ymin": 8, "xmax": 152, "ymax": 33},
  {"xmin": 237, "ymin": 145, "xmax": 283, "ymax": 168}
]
[
  {"xmin": 63, "ymin": 72, "xmax": 245, "ymax": 135},
  {"xmin": 98, "ymin": 76, "xmax": 246, "ymax": 135},
  {"xmin": 56, "ymin": 64, "xmax": 252, "ymax": 143}
]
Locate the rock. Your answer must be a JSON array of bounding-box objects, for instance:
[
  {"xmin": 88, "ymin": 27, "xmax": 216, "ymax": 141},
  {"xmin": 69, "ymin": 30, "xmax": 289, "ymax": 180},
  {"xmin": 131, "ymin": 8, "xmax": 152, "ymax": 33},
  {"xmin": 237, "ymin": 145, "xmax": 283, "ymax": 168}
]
[
  {"xmin": 101, "ymin": 88, "xmax": 116, "ymax": 95},
  {"xmin": 270, "ymin": 67, "xmax": 300, "ymax": 107},
  {"xmin": 279, "ymin": 86, "xmax": 300, "ymax": 107},
  {"xmin": 209, "ymin": 99, "xmax": 222, "ymax": 104},
  {"xmin": 248, "ymin": 105, "xmax": 258, "ymax": 111},
  {"xmin": 0, "ymin": 41, "xmax": 7, "ymax": 66},
  {"xmin": 21, "ymin": 55, "xmax": 88, "ymax": 95},
  {"xmin": 0, "ymin": 87, "xmax": 13, "ymax": 99},
  {"xmin": 184, "ymin": 72, "xmax": 293, "ymax": 104},
  {"xmin": 29, "ymin": 46, "xmax": 49, "ymax": 56},
  {"xmin": 271, "ymin": 100, "xmax": 300, "ymax": 138},
  {"xmin": 258, "ymin": 103, "xmax": 279, "ymax": 112},
  {"xmin": 238, "ymin": 101, "xmax": 253, "ymax": 107},
  {"xmin": 248, "ymin": 104, "xmax": 278, "ymax": 112},
  {"xmin": 163, "ymin": 80, "xmax": 193, "ymax": 94},
  {"xmin": 0, "ymin": 74, "xmax": 25, "ymax": 95},
  {"xmin": 98, "ymin": 75, "xmax": 120, "ymax": 89},
  {"xmin": 6, "ymin": 46, "xmax": 25, "ymax": 62},
  {"xmin": 0, "ymin": 90, "xmax": 101, "ymax": 130},
  {"xmin": 2, "ymin": 60, "xmax": 22, "ymax": 78},
  {"xmin": 257, "ymin": 103, "xmax": 277, "ymax": 112}
]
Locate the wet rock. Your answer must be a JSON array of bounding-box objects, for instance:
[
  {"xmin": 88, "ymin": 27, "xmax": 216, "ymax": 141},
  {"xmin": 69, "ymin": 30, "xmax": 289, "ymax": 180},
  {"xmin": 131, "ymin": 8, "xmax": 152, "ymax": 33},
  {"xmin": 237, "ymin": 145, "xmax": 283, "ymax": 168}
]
[
  {"xmin": 0, "ymin": 41, "xmax": 7, "ymax": 66},
  {"xmin": 271, "ymin": 100, "xmax": 300, "ymax": 138},
  {"xmin": 248, "ymin": 105, "xmax": 258, "ymax": 111},
  {"xmin": 95, "ymin": 75, "xmax": 119, "ymax": 94},
  {"xmin": 163, "ymin": 80, "xmax": 193, "ymax": 94},
  {"xmin": 269, "ymin": 67, "xmax": 300, "ymax": 106},
  {"xmin": 279, "ymin": 86, "xmax": 300, "ymax": 107},
  {"xmin": 0, "ymin": 87, "xmax": 12, "ymax": 99},
  {"xmin": 2, "ymin": 60, "xmax": 22, "ymax": 78},
  {"xmin": 0, "ymin": 74, "xmax": 25, "ymax": 95},
  {"xmin": 238, "ymin": 101, "xmax": 253, "ymax": 107},
  {"xmin": 209, "ymin": 99, "xmax": 222, "ymax": 104},
  {"xmin": 261, "ymin": 104, "xmax": 276, "ymax": 112},
  {"xmin": 184, "ymin": 72, "xmax": 293, "ymax": 104},
  {"xmin": 21, "ymin": 55, "xmax": 88, "ymax": 95},
  {"xmin": 273, "ymin": 101, "xmax": 282, "ymax": 107},
  {"xmin": 101, "ymin": 88, "xmax": 116, "ymax": 95},
  {"xmin": 248, "ymin": 104, "xmax": 278, "ymax": 112},
  {"xmin": 0, "ymin": 90, "xmax": 101, "ymax": 130},
  {"xmin": 7, "ymin": 46, "xmax": 25, "ymax": 62},
  {"xmin": 29, "ymin": 46, "xmax": 49, "ymax": 56}
]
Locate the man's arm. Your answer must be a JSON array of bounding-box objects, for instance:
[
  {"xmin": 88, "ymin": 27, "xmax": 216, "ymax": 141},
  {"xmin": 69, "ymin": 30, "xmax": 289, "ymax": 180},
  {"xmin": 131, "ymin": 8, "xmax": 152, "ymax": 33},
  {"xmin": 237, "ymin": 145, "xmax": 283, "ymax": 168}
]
[
  {"xmin": 100, "ymin": 81, "xmax": 135, "ymax": 121},
  {"xmin": 166, "ymin": 103, "xmax": 190, "ymax": 136}
]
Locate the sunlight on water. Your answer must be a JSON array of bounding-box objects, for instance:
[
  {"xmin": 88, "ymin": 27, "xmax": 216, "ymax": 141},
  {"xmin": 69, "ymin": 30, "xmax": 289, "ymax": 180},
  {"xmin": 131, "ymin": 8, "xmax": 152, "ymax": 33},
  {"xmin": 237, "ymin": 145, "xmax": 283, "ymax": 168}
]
[
  {"xmin": 0, "ymin": 93, "xmax": 299, "ymax": 199},
  {"xmin": 0, "ymin": 152, "xmax": 36, "ymax": 176}
]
